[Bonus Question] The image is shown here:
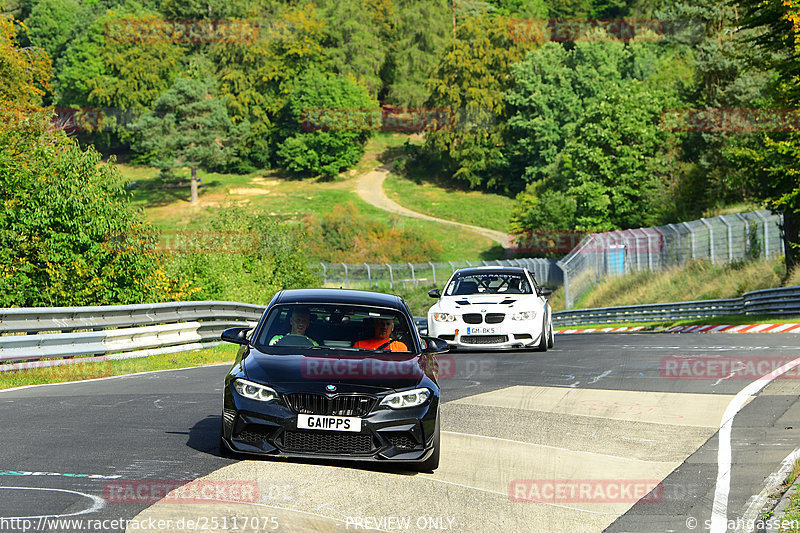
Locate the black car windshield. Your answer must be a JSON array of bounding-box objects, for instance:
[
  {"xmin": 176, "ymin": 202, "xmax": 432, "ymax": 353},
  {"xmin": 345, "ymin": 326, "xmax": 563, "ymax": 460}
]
[
  {"xmin": 254, "ymin": 304, "xmax": 414, "ymax": 353},
  {"xmin": 444, "ymin": 273, "xmax": 533, "ymax": 295}
]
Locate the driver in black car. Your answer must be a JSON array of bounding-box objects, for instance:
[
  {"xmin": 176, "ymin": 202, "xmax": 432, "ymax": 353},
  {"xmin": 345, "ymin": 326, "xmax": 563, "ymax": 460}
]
[
  {"xmin": 269, "ymin": 306, "xmax": 319, "ymax": 346},
  {"xmin": 353, "ymin": 317, "xmax": 408, "ymax": 351}
]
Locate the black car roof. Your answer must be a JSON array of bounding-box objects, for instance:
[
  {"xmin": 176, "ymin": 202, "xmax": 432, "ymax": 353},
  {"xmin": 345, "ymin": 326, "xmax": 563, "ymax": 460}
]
[{"xmin": 273, "ymin": 288, "xmax": 406, "ymax": 310}]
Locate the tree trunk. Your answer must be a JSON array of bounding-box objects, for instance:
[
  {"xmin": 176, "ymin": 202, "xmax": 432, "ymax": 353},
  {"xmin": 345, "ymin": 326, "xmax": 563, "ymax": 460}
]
[
  {"xmin": 783, "ymin": 208, "xmax": 799, "ymax": 277},
  {"xmin": 190, "ymin": 166, "xmax": 198, "ymax": 205}
]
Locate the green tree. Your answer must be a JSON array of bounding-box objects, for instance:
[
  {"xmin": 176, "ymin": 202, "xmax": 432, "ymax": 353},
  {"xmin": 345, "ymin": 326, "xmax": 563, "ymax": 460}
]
[
  {"xmin": 0, "ymin": 15, "xmax": 177, "ymax": 306},
  {"xmin": 729, "ymin": 0, "xmax": 800, "ymax": 271},
  {"xmin": 56, "ymin": 7, "xmax": 185, "ymax": 115},
  {"xmin": 275, "ymin": 70, "xmax": 378, "ymax": 177},
  {"xmin": 505, "ymin": 39, "xmax": 685, "ymax": 231},
  {"xmin": 319, "ymin": 0, "xmax": 390, "ymax": 98},
  {"xmin": 132, "ymin": 77, "xmax": 241, "ymax": 204},
  {"xmin": 25, "ymin": 0, "xmax": 83, "ymax": 62},
  {"xmin": 210, "ymin": 4, "xmax": 327, "ymax": 169},
  {"xmin": 423, "ymin": 14, "xmax": 537, "ymax": 191}
]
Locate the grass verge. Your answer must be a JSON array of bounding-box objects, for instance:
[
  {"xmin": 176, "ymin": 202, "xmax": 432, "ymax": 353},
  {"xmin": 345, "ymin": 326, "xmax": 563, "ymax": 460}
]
[
  {"xmin": 383, "ymin": 172, "xmax": 514, "ymax": 233},
  {"xmin": 0, "ymin": 344, "xmax": 238, "ymax": 390}
]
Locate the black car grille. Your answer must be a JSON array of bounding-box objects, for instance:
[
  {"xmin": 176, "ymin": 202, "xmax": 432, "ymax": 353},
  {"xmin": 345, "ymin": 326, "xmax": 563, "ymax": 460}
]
[
  {"xmin": 461, "ymin": 335, "xmax": 508, "ymax": 344},
  {"xmin": 282, "ymin": 430, "xmax": 374, "ymax": 453},
  {"xmin": 485, "ymin": 313, "xmax": 505, "ymax": 324},
  {"xmin": 286, "ymin": 393, "xmax": 376, "ymax": 417},
  {"xmin": 462, "ymin": 313, "xmax": 482, "ymax": 324}
]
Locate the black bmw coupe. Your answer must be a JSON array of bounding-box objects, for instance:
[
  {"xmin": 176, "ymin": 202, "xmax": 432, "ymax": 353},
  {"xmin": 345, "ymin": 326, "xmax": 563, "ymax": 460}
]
[{"xmin": 219, "ymin": 288, "xmax": 448, "ymax": 471}]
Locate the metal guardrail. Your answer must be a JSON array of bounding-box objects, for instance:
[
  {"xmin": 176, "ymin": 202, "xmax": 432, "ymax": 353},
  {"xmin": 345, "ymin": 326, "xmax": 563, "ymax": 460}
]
[
  {"xmin": 552, "ymin": 286, "xmax": 800, "ymax": 327},
  {"xmin": 0, "ymin": 301, "xmax": 265, "ymax": 371}
]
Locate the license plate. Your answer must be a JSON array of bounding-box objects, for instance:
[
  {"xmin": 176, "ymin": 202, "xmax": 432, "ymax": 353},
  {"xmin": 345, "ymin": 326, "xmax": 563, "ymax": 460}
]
[
  {"xmin": 297, "ymin": 414, "xmax": 362, "ymax": 432},
  {"xmin": 466, "ymin": 327, "xmax": 496, "ymax": 334}
]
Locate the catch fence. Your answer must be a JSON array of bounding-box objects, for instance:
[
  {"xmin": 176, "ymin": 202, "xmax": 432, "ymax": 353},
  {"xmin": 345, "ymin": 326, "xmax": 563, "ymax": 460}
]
[
  {"xmin": 316, "ymin": 258, "xmax": 562, "ymax": 289},
  {"xmin": 557, "ymin": 210, "xmax": 783, "ymax": 309}
]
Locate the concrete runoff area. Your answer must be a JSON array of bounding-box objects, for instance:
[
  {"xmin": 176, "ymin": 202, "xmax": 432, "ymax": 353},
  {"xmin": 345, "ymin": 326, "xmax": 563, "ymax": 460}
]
[{"xmin": 127, "ymin": 386, "xmax": 740, "ymax": 532}]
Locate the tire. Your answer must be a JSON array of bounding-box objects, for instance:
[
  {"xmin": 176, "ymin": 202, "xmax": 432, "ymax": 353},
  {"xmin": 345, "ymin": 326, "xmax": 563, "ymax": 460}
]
[
  {"xmin": 546, "ymin": 321, "xmax": 554, "ymax": 349},
  {"xmin": 534, "ymin": 317, "xmax": 548, "ymax": 352},
  {"xmin": 417, "ymin": 415, "xmax": 440, "ymax": 472}
]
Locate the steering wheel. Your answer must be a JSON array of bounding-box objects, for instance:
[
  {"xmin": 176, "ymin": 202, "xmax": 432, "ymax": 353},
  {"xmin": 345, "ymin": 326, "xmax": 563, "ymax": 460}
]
[{"xmin": 274, "ymin": 334, "xmax": 317, "ymax": 347}]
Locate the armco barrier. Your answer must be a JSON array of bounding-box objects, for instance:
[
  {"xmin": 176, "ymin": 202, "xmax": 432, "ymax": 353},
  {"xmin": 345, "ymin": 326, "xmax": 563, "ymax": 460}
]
[
  {"xmin": 0, "ymin": 301, "xmax": 265, "ymax": 369},
  {"xmin": 552, "ymin": 286, "xmax": 800, "ymax": 327},
  {"xmin": 2, "ymin": 287, "xmax": 799, "ymax": 369}
]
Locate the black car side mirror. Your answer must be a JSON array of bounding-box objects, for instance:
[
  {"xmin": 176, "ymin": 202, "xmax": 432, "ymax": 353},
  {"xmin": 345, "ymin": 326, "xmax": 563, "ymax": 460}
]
[
  {"xmin": 428, "ymin": 288, "xmax": 441, "ymax": 299},
  {"xmin": 221, "ymin": 327, "xmax": 251, "ymax": 345},
  {"xmin": 421, "ymin": 336, "xmax": 449, "ymax": 354},
  {"xmin": 537, "ymin": 287, "xmax": 553, "ymax": 297}
]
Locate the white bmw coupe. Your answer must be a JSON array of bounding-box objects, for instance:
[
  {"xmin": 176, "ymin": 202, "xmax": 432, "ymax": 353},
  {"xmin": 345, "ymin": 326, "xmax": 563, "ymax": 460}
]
[{"xmin": 426, "ymin": 266, "xmax": 554, "ymax": 350}]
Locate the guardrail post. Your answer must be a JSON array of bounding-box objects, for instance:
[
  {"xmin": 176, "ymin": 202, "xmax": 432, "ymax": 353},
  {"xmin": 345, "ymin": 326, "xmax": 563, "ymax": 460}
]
[
  {"xmin": 385, "ymin": 263, "xmax": 394, "ymax": 289},
  {"xmin": 341, "ymin": 263, "xmax": 348, "ymax": 287},
  {"xmin": 754, "ymin": 211, "xmax": 770, "ymax": 257},
  {"xmin": 364, "ymin": 263, "xmax": 371, "ymax": 285},
  {"xmin": 428, "ymin": 262, "xmax": 436, "ymax": 286},
  {"xmin": 320, "ymin": 263, "xmax": 327, "ymax": 285},
  {"xmin": 408, "ymin": 263, "xmax": 415, "ymax": 285},
  {"xmin": 465, "ymin": 260, "xmax": 472, "ymax": 267},
  {"xmin": 448, "ymin": 261, "xmax": 455, "ymax": 275}
]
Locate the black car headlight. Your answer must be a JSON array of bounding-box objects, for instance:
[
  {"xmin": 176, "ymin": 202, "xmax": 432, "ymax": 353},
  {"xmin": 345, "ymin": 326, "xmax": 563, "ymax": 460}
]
[
  {"xmin": 380, "ymin": 388, "xmax": 431, "ymax": 409},
  {"xmin": 233, "ymin": 379, "xmax": 279, "ymax": 403}
]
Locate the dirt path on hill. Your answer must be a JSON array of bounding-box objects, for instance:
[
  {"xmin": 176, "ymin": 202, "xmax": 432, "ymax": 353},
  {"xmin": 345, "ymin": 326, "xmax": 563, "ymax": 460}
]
[{"xmin": 355, "ymin": 163, "xmax": 510, "ymax": 248}]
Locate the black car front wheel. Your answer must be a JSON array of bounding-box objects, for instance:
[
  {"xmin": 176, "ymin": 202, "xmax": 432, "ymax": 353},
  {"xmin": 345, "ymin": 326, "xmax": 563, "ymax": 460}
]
[{"xmin": 535, "ymin": 318, "xmax": 548, "ymax": 352}]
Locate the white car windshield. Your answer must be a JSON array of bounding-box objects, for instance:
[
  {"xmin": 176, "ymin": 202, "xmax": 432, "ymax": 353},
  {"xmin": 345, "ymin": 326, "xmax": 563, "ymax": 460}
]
[{"xmin": 444, "ymin": 273, "xmax": 532, "ymax": 296}]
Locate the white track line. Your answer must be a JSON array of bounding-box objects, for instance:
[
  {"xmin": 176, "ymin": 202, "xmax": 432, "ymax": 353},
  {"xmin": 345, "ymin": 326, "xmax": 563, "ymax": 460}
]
[
  {"xmin": 710, "ymin": 355, "xmax": 800, "ymax": 533},
  {"xmin": 0, "ymin": 486, "xmax": 105, "ymax": 519}
]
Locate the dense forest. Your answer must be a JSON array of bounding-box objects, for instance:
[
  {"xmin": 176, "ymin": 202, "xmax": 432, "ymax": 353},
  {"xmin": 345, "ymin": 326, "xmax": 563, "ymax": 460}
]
[{"xmin": 1, "ymin": 0, "xmax": 799, "ymax": 305}]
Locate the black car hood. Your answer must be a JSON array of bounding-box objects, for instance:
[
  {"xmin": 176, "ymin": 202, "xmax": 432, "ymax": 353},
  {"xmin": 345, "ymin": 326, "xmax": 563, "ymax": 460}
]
[{"xmin": 242, "ymin": 349, "xmax": 431, "ymax": 392}]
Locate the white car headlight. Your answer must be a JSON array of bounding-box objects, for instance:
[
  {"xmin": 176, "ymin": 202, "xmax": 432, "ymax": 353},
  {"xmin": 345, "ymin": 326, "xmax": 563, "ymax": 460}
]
[
  {"xmin": 380, "ymin": 388, "xmax": 431, "ymax": 409},
  {"xmin": 432, "ymin": 312, "xmax": 456, "ymax": 322},
  {"xmin": 233, "ymin": 379, "xmax": 279, "ymax": 402},
  {"xmin": 512, "ymin": 311, "xmax": 536, "ymax": 321}
]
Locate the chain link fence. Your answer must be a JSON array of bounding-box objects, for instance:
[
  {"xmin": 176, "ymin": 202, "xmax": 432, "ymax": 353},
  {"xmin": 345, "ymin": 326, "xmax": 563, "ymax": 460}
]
[
  {"xmin": 315, "ymin": 258, "xmax": 562, "ymax": 289},
  {"xmin": 557, "ymin": 210, "xmax": 784, "ymax": 309}
]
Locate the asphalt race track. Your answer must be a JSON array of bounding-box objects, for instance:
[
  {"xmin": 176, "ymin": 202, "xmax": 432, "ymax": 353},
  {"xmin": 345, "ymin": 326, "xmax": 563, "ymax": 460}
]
[{"xmin": 3, "ymin": 333, "xmax": 800, "ymax": 533}]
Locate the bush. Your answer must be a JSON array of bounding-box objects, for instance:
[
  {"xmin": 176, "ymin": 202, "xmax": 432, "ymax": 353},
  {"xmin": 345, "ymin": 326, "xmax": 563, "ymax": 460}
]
[
  {"xmin": 0, "ymin": 125, "xmax": 182, "ymax": 306},
  {"xmin": 162, "ymin": 206, "xmax": 319, "ymax": 304},
  {"xmin": 302, "ymin": 203, "xmax": 442, "ymax": 263}
]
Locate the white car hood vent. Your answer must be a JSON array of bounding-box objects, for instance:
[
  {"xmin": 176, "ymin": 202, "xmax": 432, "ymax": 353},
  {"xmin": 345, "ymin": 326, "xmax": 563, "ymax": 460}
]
[{"xmin": 454, "ymin": 295, "xmax": 517, "ymax": 306}]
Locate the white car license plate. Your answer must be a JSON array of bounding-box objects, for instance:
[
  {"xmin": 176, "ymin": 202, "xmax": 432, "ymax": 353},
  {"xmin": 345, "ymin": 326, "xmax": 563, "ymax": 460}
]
[
  {"xmin": 466, "ymin": 327, "xmax": 495, "ymax": 334},
  {"xmin": 297, "ymin": 414, "xmax": 362, "ymax": 432}
]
